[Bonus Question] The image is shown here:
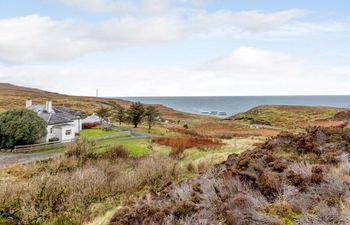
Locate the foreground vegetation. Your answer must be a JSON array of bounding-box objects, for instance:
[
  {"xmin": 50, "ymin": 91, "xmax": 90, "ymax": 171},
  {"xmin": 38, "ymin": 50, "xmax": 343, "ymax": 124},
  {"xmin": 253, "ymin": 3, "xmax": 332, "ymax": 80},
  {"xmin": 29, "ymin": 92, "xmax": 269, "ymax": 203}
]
[
  {"xmin": 109, "ymin": 125, "xmax": 350, "ymax": 225},
  {"xmin": 0, "ymin": 133, "xmax": 259, "ymax": 224}
]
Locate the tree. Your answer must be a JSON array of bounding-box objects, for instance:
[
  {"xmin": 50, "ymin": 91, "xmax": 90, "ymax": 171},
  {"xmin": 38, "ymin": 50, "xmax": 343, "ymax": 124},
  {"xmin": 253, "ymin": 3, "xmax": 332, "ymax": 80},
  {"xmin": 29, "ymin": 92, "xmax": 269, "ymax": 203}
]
[
  {"xmin": 112, "ymin": 106, "xmax": 125, "ymax": 126},
  {"xmin": 0, "ymin": 109, "xmax": 47, "ymax": 149},
  {"xmin": 126, "ymin": 102, "xmax": 145, "ymax": 128},
  {"xmin": 96, "ymin": 107, "xmax": 111, "ymax": 125},
  {"xmin": 144, "ymin": 105, "xmax": 160, "ymax": 132}
]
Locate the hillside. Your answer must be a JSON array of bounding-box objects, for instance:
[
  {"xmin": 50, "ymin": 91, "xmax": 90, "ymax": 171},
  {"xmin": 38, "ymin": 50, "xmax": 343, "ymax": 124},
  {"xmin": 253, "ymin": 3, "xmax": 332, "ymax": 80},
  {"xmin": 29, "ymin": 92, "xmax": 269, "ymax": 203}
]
[
  {"xmin": 0, "ymin": 83, "xmax": 198, "ymax": 121},
  {"xmin": 229, "ymin": 105, "xmax": 346, "ymax": 129},
  {"xmin": 109, "ymin": 125, "xmax": 350, "ymax": 225}
]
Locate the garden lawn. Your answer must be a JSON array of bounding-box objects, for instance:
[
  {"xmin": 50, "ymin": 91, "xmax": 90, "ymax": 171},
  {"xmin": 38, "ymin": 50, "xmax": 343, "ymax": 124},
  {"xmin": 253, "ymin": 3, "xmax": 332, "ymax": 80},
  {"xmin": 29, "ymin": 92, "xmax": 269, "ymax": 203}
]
[
  {"xmin": 80, "ymin": 128, "xmax": 119, "ymax": 137},
  {"xmin": 95, "ymin": 138, "xmax": 151, "ymax": 156}
]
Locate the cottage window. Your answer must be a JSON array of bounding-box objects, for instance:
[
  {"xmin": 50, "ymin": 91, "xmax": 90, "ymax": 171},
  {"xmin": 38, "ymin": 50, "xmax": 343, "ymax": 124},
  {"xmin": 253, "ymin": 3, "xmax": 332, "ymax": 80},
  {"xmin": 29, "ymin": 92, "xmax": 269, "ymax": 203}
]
[
  {"xmin": 65, "ymin": 130, "xmax": 72, "ymax": 135},
  {"xmin": 50, "ymin": 128, "xmax": 53, "ymax": 134}
]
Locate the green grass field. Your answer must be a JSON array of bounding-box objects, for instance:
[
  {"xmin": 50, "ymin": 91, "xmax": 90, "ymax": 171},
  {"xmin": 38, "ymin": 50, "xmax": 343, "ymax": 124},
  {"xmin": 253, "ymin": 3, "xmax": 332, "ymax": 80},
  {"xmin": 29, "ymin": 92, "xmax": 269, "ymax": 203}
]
[{"xmin": 80, "ymin": 128, "xmax": 120, "ymax": 137}]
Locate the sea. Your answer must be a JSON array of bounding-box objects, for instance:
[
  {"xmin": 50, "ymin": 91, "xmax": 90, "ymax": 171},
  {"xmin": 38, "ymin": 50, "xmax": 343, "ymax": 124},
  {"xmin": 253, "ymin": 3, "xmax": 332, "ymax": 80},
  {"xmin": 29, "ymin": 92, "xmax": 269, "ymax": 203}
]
[{"xmin": 118, "ymin": 96, "xmax": 350, "ymax": 117}]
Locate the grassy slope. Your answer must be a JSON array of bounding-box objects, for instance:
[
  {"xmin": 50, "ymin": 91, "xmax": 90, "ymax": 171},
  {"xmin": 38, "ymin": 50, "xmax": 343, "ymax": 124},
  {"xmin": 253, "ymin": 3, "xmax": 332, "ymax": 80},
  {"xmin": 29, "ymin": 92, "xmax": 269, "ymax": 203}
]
[
  {"xmin": 230, "ymin": 105, "xmax": 343, "ymax": 129},
  {"xmin": 0, "ymin": 83, "xmax": 201, "ymax": 122}
]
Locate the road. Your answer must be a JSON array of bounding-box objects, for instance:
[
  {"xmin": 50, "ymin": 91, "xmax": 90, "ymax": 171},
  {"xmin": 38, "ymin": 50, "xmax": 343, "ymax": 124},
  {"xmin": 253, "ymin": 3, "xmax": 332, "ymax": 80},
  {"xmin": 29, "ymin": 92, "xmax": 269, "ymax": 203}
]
[
  {"xmin": 0, "ymin": 151, "xmax": 61, "ymax": 168},
  {"xmin": 0, "ymin": 127, "xmax": 153, "ymax": 168}
]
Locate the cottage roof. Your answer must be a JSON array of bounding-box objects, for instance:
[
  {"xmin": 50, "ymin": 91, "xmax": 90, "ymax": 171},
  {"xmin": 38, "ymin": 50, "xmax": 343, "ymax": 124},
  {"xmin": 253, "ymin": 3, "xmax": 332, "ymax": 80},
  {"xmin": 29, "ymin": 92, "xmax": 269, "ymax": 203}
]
[{"xmin": 28, "ymin": 105, "xmax": 81, "ymax": 125}]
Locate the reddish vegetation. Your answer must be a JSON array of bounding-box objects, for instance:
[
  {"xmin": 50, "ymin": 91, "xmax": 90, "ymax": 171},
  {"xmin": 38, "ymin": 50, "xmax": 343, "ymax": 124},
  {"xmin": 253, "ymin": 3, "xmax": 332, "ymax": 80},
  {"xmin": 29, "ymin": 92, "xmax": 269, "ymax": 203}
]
[
  {"xmin": 110, "ymin": 125, "xmax": 350, "ymax": 225},
  {"xmin": 82, "ymin": 122, "xmax": 100, "ymax": 129},
  {"xmin": 152, "ymin": 136, "xmax": 223, "ymax": 149}
]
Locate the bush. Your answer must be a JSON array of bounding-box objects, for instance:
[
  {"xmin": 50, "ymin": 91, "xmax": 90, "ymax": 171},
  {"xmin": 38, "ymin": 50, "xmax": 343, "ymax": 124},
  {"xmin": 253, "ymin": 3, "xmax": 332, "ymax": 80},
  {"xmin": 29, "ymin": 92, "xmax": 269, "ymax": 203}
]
[
  {"xmin": 101, "ymin": 145, "xmax": 129, "ymax": 159},
  {"xmin": 65, "ymin": 138, "xmax": 96, "ymax": 162},
  {"xmin": 0, "ymin": 109, "xmax": 47, "ymax": 148},
  {"xmin": 0, "ymin": 152, "xmax": 179, "ymax": 224},
  {"xmin": 187, "ymin": 162, "xmax": 195, "ymax": 172},
  {"xmin": 169, "ymin": 144, "xmax": 186, "ymax": 159},
  {"xmin": 49, "ymin": 137, "xmax": 59, "ymax": 142}
]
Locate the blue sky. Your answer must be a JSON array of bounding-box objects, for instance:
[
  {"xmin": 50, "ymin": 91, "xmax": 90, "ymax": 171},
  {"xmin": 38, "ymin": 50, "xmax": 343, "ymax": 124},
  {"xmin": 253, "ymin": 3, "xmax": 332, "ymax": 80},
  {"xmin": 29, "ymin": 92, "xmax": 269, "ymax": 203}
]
[{"xmin": 0, "ymin": 0, "xmax": 349, "ymax": 96}]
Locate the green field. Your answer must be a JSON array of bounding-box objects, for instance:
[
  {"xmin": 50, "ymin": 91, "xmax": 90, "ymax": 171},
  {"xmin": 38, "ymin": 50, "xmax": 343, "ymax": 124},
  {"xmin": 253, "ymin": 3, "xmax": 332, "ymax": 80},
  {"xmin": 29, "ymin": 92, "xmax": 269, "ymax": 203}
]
[{"xmin": 80, "ymin": 128, "xmax": 120, "ymax": 137}]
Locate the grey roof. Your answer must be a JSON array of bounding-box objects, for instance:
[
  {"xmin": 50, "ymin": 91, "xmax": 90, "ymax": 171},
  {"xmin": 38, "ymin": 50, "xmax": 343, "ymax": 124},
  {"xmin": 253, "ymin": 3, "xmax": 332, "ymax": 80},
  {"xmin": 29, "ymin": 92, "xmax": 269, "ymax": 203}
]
[
  {"xmin": 28, "ymin": 105, "xmax": 81, "ymax": 125},
  {"xmin": 82, "ymin": 114, "xmax": 100, "ymax": 124}
]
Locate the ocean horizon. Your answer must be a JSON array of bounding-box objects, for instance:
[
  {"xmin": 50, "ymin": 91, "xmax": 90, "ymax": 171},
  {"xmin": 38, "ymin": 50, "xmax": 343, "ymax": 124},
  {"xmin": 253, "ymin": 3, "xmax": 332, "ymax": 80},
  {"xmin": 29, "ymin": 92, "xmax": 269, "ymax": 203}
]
[{"xmin": 117, "ymin": 95, "xmax": 350, "ymax": 117}]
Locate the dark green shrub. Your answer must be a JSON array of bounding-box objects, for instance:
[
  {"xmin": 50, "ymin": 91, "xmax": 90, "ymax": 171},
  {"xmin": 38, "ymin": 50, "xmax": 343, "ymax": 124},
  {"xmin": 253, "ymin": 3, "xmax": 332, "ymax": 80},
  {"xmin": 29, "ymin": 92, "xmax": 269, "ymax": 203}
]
[{"xmin": 0, "ymin": 109, "xmax": 47, "ymax": 148}]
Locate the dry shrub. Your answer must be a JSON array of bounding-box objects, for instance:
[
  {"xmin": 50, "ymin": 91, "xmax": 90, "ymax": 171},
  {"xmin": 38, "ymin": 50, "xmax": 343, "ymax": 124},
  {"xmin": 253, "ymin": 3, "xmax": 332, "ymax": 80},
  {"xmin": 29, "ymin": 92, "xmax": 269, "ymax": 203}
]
[
  {"xmin": 259, "ymin": 171, "xmax": 282, "ymax": 199},
  {"xmin": 169, "ymin": 148, "xmax": 184, "ymax": 159},
  {"xmin": 65, "ymin": 138, "xmax": 96, "ymax": 161},
  {"xmin": 186, "ymin": 162, "xmax": 195, "ymax": 172},
  {"xmin": 134, "ymin": 154, "xmax": 177, "ymax": 187},
  {"xmin": 153, "ymin": 136, "xmax": 223, "ymax": 160},
  {"xmin": 0, "ymin": 145, "xmax": 178, "ymax": 224},
  {"xmin": 196, "ymin": 160, "xmax": 212, "ymax": 173},
  {"xmin": 100, "ymin": 145, "xmax": 129, "ymax": 159},
  {"xmin": 267, "ymin": 201, "xmax": 300, "ymax": 217},
  {"xmin": 112, "ymin": 154, "xmax": 177, "ymax": 192}
]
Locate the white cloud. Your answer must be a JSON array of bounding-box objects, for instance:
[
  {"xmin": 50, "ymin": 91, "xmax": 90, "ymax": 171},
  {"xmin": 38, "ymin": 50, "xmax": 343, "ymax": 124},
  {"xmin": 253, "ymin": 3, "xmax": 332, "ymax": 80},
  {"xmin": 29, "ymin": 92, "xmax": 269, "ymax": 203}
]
[
  {"xmin": 0, "ymin": 8, "xmax": 312, "ymax": 64},
  {"xmin": 187, "ymin": 9, "xmax": 309, "ymax": 34},
  {"xmin": 56, "ymin": 0, "xmax": 126, "ymax": 13},
  {"xmin": 0, "ymin": 15, "xmax": 182, "ymax": 64},
  {"xmin": 1, "ymin": 5, "xmax": 348, "ymax": 65},
  {"xmin": 54, "ymin": 0, "xmax": 177, "ymax": 15},
  {"xmin": 1, "ymin": 47, "xmax": 350, "ymax": 96}
]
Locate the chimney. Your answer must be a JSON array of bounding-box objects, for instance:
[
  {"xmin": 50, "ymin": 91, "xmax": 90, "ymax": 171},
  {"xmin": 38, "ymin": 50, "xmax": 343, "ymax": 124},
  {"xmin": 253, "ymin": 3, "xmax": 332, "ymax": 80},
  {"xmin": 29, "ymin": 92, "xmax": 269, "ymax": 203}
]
[
  {"xmin": 25, "ymin": 99, "xmax": 32, "ymax": 108},
  {"xmin": 45, "ymin": 100, "xmax": 53, "ymax": 113}
]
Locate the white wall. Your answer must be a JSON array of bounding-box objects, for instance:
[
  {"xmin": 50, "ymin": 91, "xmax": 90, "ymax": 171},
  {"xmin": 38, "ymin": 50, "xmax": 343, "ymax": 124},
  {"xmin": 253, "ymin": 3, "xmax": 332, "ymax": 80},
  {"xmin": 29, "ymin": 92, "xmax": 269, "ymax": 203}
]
[
  {"xmin": 70, "ymin": 119, "xmax": 82, "ymax": 134},
  {"xmin": 52, "ymin": 127, "xmax": 62, "ymax": 141},
  {"xmin": 60, "ymin": 126, "xmax": 75, "ymax": 141},
  {"xmin": 43, "ymin": 125, "xmax": 57, "ymax": 142},
  {"xmin": 40, "ymin": 121, "xmax": 80, "ymax": 143}
]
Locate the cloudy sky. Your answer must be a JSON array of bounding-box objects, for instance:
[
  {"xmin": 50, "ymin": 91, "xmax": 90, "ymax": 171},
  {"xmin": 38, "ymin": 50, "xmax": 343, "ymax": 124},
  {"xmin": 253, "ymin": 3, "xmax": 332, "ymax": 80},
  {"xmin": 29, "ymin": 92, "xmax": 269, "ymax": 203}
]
[{"xmin": 0, "ymin": 0, "xmax": 349, "ymax": 96}]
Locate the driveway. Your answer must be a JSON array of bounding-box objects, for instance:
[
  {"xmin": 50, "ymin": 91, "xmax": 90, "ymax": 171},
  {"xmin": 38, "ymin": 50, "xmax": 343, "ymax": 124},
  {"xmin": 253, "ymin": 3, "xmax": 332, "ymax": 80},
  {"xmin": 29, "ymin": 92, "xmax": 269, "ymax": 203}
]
[{"xmin": 117, "ymin": 127, "xmax": 154, "ymax": 138}]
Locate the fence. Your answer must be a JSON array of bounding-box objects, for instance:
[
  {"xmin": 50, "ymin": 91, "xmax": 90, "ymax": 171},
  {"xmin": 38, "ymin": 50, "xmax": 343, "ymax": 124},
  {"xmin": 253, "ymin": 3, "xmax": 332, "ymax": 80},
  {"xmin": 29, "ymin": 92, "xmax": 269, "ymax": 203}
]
[
  {"xmin": 13, "ymin": 131, "xmax": 131, "ymax": 153},
  {"xmin": 13, "ymin": 140, "xmax": 71, "ymax": 153}
]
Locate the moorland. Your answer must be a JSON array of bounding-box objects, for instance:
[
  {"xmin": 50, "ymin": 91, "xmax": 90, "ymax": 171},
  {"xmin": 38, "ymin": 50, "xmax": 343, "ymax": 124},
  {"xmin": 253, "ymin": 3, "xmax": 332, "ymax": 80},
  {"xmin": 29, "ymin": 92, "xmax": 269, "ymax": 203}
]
[{"xmin": 1, "ymin": 83, "xmax": 350, "ymax": 225}]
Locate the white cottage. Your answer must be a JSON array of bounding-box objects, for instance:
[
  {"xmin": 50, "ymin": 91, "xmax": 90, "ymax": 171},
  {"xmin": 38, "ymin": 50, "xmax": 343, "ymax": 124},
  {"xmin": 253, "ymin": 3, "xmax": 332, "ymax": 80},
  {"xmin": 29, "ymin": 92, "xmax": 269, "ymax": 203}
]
[{"xmin": 25, "ymin": 99, "xmax": 82, "ymax": 143}]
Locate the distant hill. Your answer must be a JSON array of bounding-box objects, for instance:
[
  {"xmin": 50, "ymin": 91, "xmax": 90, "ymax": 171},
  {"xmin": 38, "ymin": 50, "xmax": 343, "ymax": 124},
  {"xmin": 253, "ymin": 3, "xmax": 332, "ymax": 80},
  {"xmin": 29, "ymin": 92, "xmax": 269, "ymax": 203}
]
[
  {"xmin": 0, "ymin": 83, "xmax": 197, "ymax": 121},
  {"xmin": 229, "ymin": 105, "xmax": 346, "ymax": 129}
]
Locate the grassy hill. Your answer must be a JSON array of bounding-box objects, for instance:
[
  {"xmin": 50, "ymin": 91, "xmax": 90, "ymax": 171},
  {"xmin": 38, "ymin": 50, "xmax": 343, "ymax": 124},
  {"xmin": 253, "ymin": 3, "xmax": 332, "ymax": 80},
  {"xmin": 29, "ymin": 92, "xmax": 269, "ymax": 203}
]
[
  {"xmin": 0, "ymin": 83, "xmax": 198, "ymax": 121},
  {"xmin": 230, "ymin": 105, "xmax": 344, "ymax": 129}
]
